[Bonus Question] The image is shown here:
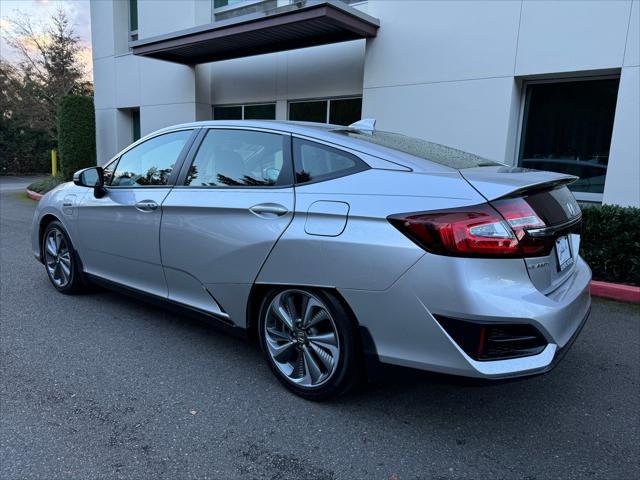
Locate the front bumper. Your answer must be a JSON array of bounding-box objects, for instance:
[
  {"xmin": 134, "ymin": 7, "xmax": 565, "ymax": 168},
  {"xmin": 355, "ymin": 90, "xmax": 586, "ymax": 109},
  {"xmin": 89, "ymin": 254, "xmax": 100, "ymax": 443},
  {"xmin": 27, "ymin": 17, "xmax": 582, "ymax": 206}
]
[{"xmin": 340, "ymin": 253, "xmax": 592, "ymax": 379}]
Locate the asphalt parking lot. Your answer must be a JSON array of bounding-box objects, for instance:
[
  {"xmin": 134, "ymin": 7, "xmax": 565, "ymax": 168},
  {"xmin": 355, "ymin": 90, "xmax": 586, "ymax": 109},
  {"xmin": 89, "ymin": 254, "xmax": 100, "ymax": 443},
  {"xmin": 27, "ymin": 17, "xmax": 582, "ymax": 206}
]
[{"xmin": 1, "ymin": 177, "xmax": 638, "ymax": 480}]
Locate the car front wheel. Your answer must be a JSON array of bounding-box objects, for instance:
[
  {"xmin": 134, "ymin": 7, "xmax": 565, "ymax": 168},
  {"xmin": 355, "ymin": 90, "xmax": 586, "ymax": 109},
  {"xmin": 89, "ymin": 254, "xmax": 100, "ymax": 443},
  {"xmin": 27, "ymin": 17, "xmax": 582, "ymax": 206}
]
[
  {"xmin": 258, "ymin": 288, "xmax": 360, "ymax": 400},
  {"xmin": 42, "ymin": 221, "xmax": 86, "ymax": 294}
]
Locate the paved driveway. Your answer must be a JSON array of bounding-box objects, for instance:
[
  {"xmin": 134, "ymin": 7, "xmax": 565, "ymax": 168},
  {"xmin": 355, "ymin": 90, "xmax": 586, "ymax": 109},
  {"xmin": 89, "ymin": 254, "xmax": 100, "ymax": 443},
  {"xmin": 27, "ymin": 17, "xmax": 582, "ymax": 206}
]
[{"xmin": 1, "ymin": 184, "xmax": 638, "ymax": 480}]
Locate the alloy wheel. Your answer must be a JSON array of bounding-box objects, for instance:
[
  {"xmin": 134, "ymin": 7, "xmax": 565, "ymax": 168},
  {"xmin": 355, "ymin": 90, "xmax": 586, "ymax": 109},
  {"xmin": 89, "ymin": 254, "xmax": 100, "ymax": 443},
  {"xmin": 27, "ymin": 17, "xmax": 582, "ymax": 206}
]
[
  {"xmin": 264, "ymin": 290, "xmax": 340, "ymax": 388},
  {"xmin": 44, "ymin": 228, "xmax": 72, "ymax": 288}
]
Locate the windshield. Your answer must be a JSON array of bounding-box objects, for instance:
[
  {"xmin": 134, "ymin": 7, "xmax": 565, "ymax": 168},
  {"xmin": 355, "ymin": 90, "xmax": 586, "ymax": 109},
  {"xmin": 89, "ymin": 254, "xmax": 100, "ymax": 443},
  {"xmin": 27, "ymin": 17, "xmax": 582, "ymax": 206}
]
[{"xmin": 333, "ymin": 129, "xmax": 503, "ymax": 169}]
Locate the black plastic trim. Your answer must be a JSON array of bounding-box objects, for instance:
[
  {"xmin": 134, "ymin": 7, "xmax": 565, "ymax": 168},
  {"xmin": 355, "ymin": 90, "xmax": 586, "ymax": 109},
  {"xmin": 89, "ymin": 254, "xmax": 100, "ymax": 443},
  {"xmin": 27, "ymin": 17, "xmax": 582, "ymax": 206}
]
[{"xmin": 86, "ymin": 273, "xmax": 246, "ymax": 338}]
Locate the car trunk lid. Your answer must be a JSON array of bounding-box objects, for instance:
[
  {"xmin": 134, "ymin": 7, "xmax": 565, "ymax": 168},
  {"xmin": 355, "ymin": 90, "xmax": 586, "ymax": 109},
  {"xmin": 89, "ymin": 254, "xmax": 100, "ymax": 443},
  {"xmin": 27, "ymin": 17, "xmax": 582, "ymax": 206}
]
[{"xmin": 460, "ymin": 166, "xmax": 583, "ymax": 294}]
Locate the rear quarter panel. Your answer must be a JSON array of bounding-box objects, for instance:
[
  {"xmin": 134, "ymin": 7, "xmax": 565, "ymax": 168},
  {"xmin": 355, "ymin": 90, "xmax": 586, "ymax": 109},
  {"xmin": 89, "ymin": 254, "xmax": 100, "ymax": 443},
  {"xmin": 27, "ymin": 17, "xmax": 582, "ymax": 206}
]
[{"xmin": 257, "ymin": 169, "xmax": 486, "ymax": 290}]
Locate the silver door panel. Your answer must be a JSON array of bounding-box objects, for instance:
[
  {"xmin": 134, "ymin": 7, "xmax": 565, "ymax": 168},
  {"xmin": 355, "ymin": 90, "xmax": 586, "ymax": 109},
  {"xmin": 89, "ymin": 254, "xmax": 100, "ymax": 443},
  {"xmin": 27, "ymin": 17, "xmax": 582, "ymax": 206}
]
[
  {"xmin": 77, "ymin": 188, "xmax": 171, "ymax": 297},
  {"xmin": 160, "ymin": 188, "xmax": 294, "ymax": 321}
]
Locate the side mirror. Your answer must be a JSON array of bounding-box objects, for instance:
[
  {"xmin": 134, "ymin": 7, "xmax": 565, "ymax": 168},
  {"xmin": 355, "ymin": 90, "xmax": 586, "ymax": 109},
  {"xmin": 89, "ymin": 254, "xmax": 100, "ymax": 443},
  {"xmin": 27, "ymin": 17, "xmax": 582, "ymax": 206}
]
[{"xmin": 73, "ymin": 166, "xmax": 107, "ymax": 198}]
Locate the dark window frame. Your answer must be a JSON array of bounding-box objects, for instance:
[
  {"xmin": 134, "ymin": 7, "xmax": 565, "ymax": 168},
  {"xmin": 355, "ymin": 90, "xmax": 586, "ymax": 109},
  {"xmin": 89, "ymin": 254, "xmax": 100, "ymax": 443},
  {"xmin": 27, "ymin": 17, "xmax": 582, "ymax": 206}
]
[
  {"xmin": 175, "ymin": 127, "xmax": 295, "ymax": 190},
  {"xmin": 106, "ymin": 129, "xmax": 197, "ymax": 189},
  {"xmin": 212, "ymin": 103, "xmax": 277, "ymax": 120},
  {"xmin": 516, "ymin": 75, "xmax": 620, "ymax": 202},
  {"xmin": 292, "ymin": 137, "xmax": 370, "ymax": 186},
  {"xmin": 288, "ymin": 96, "xmax": 362, "ymax": 125}
]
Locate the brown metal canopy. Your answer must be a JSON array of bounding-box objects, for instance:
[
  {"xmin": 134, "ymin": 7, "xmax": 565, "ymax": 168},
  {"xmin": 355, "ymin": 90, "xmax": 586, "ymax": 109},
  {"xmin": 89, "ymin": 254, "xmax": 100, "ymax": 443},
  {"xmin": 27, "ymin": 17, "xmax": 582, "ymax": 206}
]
[{"xmin": 130, "ymin": 1, "xmax": 379, "ymax": 65}]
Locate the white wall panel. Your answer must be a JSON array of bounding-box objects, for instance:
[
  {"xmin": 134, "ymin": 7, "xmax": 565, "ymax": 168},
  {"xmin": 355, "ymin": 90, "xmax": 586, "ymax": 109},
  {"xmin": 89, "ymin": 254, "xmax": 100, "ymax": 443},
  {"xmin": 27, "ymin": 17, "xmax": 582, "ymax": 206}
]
[
  {"xmin": 624, "ymin": 1, "xmax": 639, "ymax": 66},
  {"xmin": 89, "ymin": 0, "xmax": 115, "ymax": 59},
  {"xmin": 114, "ymin": 54, "xmax": 141, "ymax": 108},
  {"xmin": 140, "ymin": 103, "xmax": 196, "ymax": 136},
  {"xmin": 137, "ymin": 0, "xmax": 196, "ymax": 38},
  {"xmin": 139, "ymin": 58, "xmax": 195, "ymax": 106},
  {"xmin": 285, "ymin": 40, "xmax": 365, "ymax": 99},
  {"xmin": 515, "ymin": 0, "xmax": 631, "ymax": 75},
  {"xmin": 363, "ymin": 0, "xmax": 521, "ymax": 88},
  {"xmin": 603, "ymin": 66, "xmax": 640, "ymax": 207},
  {"xmin": 92, "ymin": 57, "xmax": 116, "ymax": 110},
  {"xmin": 210, "ymin": 53, "xmax": 278, "ymax": 105},
  {"xmin": 362, "ymin": 77, "xmax": 516, "ymax": 162},
  {"xmin": 94, "ymin": 109, "xmax": 118, "ymax": 165}
]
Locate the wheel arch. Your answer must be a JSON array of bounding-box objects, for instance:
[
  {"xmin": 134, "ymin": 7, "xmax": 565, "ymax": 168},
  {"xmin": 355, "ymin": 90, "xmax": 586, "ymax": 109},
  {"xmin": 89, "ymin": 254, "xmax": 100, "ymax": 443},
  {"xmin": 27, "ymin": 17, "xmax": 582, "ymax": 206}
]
[
  {"xmin": 38, "ymin": 214, "xmax": 62, "ymax": 262},
  {"xmin": 245, "ymin": 283, "xmax": 361, "ymax": 346}
]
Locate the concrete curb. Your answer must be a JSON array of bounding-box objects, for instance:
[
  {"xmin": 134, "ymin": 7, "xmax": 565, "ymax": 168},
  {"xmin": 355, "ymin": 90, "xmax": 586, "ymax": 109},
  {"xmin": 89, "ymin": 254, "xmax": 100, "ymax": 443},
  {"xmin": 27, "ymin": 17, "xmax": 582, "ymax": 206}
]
[
  {"xmin": 26, "ymin": 189, "xmax": 43, "ymax": 201},
  {"xmin": 590, "ymin": 280, "xmax": 640, "ymax": 304}
]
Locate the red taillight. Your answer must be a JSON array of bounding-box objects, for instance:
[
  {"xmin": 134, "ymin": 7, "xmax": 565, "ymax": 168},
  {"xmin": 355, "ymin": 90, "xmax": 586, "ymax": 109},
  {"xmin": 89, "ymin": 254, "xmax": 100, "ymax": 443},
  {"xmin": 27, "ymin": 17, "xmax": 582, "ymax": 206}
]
[{"xmin": 388, "ymin": 198, "xmax": 553, "ymax": 258}]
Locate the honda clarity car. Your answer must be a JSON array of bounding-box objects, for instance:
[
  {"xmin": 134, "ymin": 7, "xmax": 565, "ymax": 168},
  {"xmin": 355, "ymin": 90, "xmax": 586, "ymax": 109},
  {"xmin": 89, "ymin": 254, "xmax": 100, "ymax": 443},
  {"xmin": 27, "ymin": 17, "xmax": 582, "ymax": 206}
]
[{"xmin": 31, "ymin": 119, "xmax": 591, "ymax": 400}]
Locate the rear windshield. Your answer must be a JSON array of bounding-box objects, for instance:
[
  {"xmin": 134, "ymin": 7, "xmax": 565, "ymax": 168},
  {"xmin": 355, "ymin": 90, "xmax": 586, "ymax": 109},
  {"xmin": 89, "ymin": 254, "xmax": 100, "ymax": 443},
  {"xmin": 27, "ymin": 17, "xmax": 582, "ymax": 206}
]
[{"xmin": 333, "ymin": 129, "xmax": 502, "ymax": 169}]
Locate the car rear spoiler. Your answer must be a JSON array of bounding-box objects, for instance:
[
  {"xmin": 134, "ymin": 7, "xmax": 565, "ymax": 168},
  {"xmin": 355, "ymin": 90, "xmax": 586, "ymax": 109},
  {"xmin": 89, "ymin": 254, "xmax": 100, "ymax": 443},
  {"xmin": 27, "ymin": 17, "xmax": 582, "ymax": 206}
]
[{"xmin": 459, "ymin": 167, "xmax": 578, "ymax": 201}]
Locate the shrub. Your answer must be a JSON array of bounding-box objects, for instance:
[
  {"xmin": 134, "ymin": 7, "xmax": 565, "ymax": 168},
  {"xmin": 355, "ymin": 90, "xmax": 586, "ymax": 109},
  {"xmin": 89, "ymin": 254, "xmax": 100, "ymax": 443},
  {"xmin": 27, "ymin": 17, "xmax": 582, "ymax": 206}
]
[
  {"xmin": 580, "ymin": 204, "xmax": 640, "ymax": 286},
  {"xmin": 0, "ymin": 117, "xmax": 52, "ymax": 175},
  {"xmin": 27, "ymin": 175, "xmax": 65, "ymax": 194},
  {"xmin": 57, "ymin": 95, "xmax": 96, "ymax": 180}
]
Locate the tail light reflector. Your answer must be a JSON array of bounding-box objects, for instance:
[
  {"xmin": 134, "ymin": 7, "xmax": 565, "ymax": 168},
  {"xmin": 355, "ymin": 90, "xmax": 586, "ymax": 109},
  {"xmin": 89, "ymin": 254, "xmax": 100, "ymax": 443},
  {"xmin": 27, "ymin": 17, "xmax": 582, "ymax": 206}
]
[{"xmin": 388, "ymin": 198, "xmax": 554, "ymax": 258}]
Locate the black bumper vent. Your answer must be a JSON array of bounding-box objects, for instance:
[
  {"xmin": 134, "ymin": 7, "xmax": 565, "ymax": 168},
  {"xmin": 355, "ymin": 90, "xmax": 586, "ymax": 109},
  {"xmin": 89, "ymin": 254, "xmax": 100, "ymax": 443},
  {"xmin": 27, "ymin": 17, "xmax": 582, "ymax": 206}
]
[{"xmin": 435, "ymin": 316, "xmax": 547, "ymax": 361}]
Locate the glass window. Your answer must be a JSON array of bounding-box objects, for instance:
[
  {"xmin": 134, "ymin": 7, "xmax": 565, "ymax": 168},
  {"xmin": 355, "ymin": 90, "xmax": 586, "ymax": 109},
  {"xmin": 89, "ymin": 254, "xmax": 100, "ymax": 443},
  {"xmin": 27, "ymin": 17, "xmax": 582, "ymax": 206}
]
[
  {"xmin": 110, "ymin": 131, "xmax": 192, "ymax": 187},
  {"xmin": 129, "ymin": 0, "xmax": 138, "ymax": 32},
  {"xmin": 329, "ymin": 98, "xmax": 362, "ymax": 126},
  {"xmin": 289, "ymin": 101, "xmax": 328, "ymax": 123},
  {"xmin": 102, "ymin": 157, "xmax": 119, "ymax": 186},
  {"xmin": 293, "ymin": 138, "xmax": 368, "ymax": 184},
  {"xmin": 519, "ymin": 78, "xmax": 619, "ymax": 195},
  {"xmin": 333, "ymin": 130, "xmax": 501, "ymax": 169},
  {"xmin": 244, "ymin": 104, "xmax": 276, "ymax": 120},
  {"xmin": 213, "ymin": 105, "xmax": 242, "ymax": 120},
  {"xmin": 131, "ymin": 109, "xmax": 141, "ymax": 142},
  {"xmin": 186, "ymin": 129, "xmax": 290, "ymax": 187}
]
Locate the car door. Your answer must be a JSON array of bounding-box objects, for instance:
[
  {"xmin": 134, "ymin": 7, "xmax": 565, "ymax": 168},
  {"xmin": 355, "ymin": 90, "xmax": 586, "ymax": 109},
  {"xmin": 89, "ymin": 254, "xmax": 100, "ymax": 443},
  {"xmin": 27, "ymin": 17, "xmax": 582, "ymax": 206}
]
[
  {"xmin": 160, "ymin": 127, "xmax": 295, "ymax": 322},
  {"xmin": 76, "ymin": 129, "xmax": 196, "ymax": 297}
]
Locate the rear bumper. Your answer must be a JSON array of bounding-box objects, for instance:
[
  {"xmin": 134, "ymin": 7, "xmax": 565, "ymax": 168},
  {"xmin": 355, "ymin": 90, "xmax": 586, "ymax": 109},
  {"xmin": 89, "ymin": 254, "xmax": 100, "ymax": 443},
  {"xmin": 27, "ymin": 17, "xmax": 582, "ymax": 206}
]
[{"xmin": 341, "ymin": 253, "xmax": 592, "ymax": 380}]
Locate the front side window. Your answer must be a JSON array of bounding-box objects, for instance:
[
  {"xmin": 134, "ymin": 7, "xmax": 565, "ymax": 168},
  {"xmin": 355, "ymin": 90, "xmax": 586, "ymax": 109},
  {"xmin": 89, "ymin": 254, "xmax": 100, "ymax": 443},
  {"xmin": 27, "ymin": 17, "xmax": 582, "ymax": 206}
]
[
  {"xmin": 110, "ymin": 130, "xmax": 192, "ymax": 187},
  {"xmin": 519, "ymin": 78, "xmax": 619, "ymax": 196},
  {"xmin": 185, "ymin": 129, "xmax": 291, "ymax": 187},
  {"xmin": 293, "ymin": 138, "xmax": 368, "ymax": 184}
]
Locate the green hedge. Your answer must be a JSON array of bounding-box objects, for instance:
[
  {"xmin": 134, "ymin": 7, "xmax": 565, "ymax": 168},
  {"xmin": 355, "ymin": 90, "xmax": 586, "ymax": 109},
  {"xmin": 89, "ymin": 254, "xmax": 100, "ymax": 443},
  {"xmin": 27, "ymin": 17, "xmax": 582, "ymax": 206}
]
[
  {"xmin": 581, "ymin": 205, "xmax": 640, "ymax": 286},
  {"xmin": 0, "ymin": 116, "xmax": 52, "ymax": 175},
  {"xmin": 57, "ymin": 95, "xmax": 96, "ymax": 180}
]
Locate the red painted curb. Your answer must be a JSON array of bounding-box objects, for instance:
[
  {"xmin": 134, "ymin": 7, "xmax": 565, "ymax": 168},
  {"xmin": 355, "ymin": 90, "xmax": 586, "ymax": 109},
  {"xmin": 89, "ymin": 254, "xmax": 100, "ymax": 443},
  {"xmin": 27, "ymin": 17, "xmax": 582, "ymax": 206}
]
[
  {"xmin": 590, "ymin": 280, "xmax": 640, "ymax": 304},
  {"xmin": 26, "ymin": 189, "xmax": 43, "ymax": 201}
]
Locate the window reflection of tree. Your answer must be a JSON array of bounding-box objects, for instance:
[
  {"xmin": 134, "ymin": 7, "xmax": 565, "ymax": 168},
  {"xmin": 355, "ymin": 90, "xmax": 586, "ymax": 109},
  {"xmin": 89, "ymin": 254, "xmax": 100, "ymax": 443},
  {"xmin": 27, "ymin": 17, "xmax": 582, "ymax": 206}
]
[
  {"xmin": 113, "ymin": 166, "xmax": 172, "ymax": 186},
  {"xmin": 185, "ymin": 165, "xmax": 199, "ymax": 185},
  {"xmin": 296, "ymin": 171, "xmax": 312, "ymax": 183},
  {"xmin": 215, "ymin": 174, "xmax": 275, "ymax": 187}
]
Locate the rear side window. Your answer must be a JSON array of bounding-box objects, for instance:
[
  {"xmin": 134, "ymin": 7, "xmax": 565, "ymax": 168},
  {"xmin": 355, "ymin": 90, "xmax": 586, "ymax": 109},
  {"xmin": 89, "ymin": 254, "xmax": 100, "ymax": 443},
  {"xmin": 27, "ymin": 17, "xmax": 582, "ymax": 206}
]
[
  {"xmin": 110, "ymin": 130, "xmax": 192, "ymax": 187},
  {"xmin": 185, "ymin": 129, "xmax": 292, "ymax": 187},
  {"xmin": 293, "ymin": 138, "xmax": 368, "ymax": 184}
]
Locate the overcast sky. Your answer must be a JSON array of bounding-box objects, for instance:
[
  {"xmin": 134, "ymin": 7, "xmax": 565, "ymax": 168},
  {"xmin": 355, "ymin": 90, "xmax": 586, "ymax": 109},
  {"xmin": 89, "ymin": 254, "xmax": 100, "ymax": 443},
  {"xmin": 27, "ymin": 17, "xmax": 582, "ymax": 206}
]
[{"xmin": 1, "ymin": 0, "xmax": 93, "ymax": 79}]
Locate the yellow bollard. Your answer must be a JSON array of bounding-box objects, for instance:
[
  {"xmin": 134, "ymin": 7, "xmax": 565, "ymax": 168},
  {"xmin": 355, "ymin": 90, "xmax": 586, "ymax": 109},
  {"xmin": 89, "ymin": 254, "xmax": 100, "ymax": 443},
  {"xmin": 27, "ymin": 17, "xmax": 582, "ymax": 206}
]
[{"xmin": 51, "ymin": 149, "xmax": 57, "ymax": 177}]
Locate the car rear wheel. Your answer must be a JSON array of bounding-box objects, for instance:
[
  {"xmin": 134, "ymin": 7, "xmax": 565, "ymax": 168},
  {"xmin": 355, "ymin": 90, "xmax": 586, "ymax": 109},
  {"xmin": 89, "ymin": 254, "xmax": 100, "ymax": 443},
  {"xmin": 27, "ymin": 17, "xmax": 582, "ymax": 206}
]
[
  {"xmin": 42, "ymin": 221, "xmax": 85, "ymax": 294},
  {"xmin": 258, "ymin": 288, "xmax": 360, "ymax": 400}
]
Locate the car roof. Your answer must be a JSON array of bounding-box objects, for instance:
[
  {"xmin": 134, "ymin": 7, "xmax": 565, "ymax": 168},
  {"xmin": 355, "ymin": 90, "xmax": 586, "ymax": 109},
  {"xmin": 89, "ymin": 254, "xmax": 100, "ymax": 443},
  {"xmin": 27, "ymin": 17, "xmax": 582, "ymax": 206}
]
[{"xmin": 153, "ymin": 120, "xmax": 456, "ymax": 173}]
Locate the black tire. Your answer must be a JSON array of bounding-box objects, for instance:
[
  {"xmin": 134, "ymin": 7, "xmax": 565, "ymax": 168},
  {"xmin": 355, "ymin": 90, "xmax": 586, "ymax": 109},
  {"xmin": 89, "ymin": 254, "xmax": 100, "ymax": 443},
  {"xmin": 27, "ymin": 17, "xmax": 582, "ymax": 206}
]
[
  {"xmin": 258, "ymin": 287, "xmax": 361, "ymax": 400},
  {"xmin": 41, "ymin": 221, "xmax": 86, "ymax": 294}
]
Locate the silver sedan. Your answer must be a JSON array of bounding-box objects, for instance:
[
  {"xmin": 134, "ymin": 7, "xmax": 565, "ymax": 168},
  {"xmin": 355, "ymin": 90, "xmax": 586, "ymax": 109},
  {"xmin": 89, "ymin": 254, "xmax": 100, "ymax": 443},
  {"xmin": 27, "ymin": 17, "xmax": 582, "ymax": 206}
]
[{"xmin": 31, "ymin": 120, "xmax": 591, "ymax": 399}]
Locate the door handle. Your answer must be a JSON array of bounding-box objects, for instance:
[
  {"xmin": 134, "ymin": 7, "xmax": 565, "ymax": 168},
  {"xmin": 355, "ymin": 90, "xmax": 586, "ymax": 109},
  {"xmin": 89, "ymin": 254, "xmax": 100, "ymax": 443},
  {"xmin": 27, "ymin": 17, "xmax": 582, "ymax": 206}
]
[
  {"xmin": 249, "ymin": 203, "xmax": 288, "ymax": 217},
  {"xmin": 135, "ymin": 200, "xmax": 159, "ymax": 212}
]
